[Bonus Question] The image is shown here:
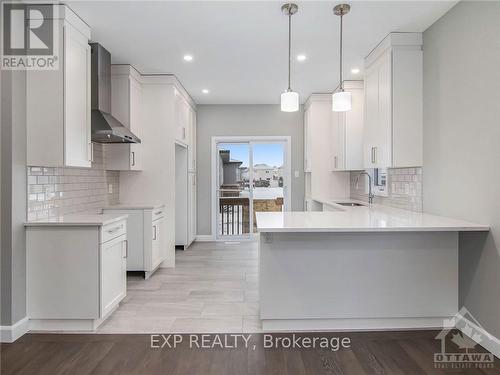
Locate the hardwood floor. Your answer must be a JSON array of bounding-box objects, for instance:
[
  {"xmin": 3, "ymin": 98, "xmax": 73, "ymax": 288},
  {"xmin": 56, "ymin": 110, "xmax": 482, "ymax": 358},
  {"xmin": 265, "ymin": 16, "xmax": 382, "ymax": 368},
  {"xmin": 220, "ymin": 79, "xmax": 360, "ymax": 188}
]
[
  {"xmin": 3, "ymin": 241, "xmax": 499, "ymax": 374},
  {"xmin": 2, "ymin": 331, "xmax": 499, "ymax": 374}
]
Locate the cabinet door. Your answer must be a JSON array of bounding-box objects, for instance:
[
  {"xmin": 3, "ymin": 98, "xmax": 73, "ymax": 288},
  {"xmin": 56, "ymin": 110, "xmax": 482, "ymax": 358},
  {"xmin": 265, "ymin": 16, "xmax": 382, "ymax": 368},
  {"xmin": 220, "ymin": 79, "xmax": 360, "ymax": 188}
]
[
  {"xmin": 151, "ymin": 219, "xmax": 163, "ymax": 269},
  {"xmin": 188, "ymin": 108, "xmax": 196, "ymax": 171},
  {"xmin": 376, "ymin": 52, "xmax": 393, "ymax": 167},
  {"xmin": 188, "ymin": 172, "xmax": 196, "ymax": 244},
  {"xmin": 344, "ymin": 86, "xmax": 364, "ymax": 171},
  {"xmin": 64, "ymin": 24, "xmax": 91, "ymax": 168},
  {"xmin": 304, "ymin": 109, "xmax": 312, "ymax": 172},
  {"xmin": 175, "ymin": 90, "xmax": 189, "ymax": 143},
  {"xmin": 100, "ymin": 235, "xmax": 127, "ymax": 317},
  {"xmin": 363, "ymin": 62, "xmax": 379, "ymax": 168},
  {"xmin": 331, "ymin": 112, "xmax": 345, "ymax": 170}
]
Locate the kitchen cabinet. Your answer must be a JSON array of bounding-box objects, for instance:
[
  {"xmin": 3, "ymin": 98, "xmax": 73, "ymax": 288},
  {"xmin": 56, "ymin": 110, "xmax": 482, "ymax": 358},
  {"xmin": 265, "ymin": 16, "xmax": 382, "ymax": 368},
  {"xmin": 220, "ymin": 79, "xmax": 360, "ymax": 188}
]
[
  {"xmin": 103, "ymin": 205, "xmax": 166, "ymax": 279},
  {"xmin": 363, "ymin": 32, "xmax": 423, "ymax": 168},
  {"xmin": 100, "ymin": 232, "xmax": 127, "ymax": 317},
  {"xmin": 175, "ymin": 88, "xmax": 191, "ymax": 145},
  {"xmin": 106, "ymin": 65, "xmax": 143, "ymax": 171},
  {"xmin": 304, "ymin": 109, "xmax": 312, "ymax": 172},
  {"xmin": 188, "ymin": 172, "xmax": 197, "ymax": 244},
  {"xmin": 188, "ymin": 110, "xmax": 197, "ymax": 172},
  {"xmin": 26, "ymin": 217, "xmax": 127, "ymax": 331},
  {"xmin": 304, "ymin": 95, "xmax": 350, "ymax": 202},
  {"xmin": 26, "ymin": 5, "xmax": 92, "ymax": 167},
  {"xmin": 151, "ymin": 209, "xmax": 165, "ymax": 271},
  {"xmin": 330, "ymin": 81, "xmax": 364, "ymax": 171}
]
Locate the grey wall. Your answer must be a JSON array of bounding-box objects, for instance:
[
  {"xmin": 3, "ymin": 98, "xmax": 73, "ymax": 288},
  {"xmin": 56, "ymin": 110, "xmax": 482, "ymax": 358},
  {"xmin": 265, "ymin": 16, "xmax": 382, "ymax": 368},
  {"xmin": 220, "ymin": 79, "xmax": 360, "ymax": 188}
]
[
  {"xmin": 423, "ymin": 1, "xmax": 500, "ymax": 338},
  {"xmin": 196, "ymin": 105, "xmax": 304, "ymax": 236},
  {"xmin": 1, "ymin": 69, "xmax": 27, "ymax": 326}
]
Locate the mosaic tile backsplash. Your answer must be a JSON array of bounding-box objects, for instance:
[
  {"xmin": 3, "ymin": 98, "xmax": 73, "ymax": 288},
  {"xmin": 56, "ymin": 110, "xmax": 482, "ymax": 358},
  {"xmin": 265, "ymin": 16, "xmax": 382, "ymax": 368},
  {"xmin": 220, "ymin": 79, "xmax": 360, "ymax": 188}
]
[
  {"xmin": 27, "ymin": 143, "xmax": 119, "ymax": 221},
  {"xmin": 350, "ymin": 167, "xmax": 423, "ymax": 212}
]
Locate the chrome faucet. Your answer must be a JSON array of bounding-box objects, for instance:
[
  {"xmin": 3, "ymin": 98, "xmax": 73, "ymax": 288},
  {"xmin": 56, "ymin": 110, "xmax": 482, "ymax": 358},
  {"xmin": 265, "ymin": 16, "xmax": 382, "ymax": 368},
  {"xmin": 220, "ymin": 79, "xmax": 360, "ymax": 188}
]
[{"xmin": 355, "ymin": 171, "xmax": 374, "ymax": 204}]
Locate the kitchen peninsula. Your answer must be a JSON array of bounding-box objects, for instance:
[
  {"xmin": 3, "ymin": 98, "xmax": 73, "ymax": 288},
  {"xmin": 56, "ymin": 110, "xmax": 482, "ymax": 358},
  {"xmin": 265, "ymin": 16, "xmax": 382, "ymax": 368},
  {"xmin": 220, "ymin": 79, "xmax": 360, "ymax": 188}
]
[{"xmin": 256, "ymin": 202, "xmax": 489, "ymax": 331}]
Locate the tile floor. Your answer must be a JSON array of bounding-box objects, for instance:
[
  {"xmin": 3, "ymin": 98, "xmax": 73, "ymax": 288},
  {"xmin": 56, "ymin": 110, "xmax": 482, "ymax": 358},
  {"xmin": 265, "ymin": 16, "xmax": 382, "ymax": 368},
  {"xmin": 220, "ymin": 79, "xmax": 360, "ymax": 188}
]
[{"xmin": 98, "ymin": 240, "xmax": 261, "ymax": 333}]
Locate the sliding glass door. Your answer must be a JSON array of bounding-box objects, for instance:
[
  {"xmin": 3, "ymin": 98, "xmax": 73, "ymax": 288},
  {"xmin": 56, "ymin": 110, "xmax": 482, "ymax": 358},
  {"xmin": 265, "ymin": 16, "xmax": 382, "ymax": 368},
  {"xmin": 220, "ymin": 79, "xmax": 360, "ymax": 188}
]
[
  {"xmin": 215, "ymin": 138, "xmax": 289, "ymax": 240},
  {"xmin": 216, "ymin": 142, "xmax": 252, "ymax": 239}
]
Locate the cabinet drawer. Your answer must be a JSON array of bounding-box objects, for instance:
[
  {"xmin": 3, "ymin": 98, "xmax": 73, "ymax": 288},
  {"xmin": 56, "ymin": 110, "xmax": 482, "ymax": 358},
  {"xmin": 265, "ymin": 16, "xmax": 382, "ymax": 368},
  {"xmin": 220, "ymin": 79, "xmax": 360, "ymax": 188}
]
[{"xmin": 101, "ymin": 220, "xmax": 127, "ymax": 244}]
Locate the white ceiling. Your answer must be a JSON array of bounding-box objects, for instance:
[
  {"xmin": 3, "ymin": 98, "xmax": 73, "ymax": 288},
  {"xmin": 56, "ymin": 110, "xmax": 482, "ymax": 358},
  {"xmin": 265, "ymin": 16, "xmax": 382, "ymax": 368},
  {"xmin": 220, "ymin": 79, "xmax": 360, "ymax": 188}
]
[{"xmin": 68, "ymin": 1, "xmax": 457, "ymax": 105}]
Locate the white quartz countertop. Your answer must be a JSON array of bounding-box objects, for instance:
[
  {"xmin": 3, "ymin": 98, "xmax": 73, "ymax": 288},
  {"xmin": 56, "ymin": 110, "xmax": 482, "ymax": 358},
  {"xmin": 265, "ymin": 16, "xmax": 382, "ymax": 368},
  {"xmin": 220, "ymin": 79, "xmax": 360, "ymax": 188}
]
[
  {"xmin": 24, "ymin": 213, "xmax": 128, "ymax": 227},
  {"xmin": 256, "ymin": 201, "xmax": 489, "ymax": 233},
  {"xmin": 102, "ymin": 203, "xmax": 165, "ymax": 210}
]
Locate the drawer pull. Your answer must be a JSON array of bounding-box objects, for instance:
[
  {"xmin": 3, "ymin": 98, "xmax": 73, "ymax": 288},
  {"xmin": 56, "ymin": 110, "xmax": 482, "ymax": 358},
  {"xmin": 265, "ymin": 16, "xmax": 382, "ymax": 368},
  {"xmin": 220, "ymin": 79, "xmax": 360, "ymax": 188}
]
[
  {"xmin": 107, "ymin": 225, "xmax": 123, "ymax": 234},
  {"xmin": 124, "ymin": 239, "xmax": 128, "ymax": 258}
]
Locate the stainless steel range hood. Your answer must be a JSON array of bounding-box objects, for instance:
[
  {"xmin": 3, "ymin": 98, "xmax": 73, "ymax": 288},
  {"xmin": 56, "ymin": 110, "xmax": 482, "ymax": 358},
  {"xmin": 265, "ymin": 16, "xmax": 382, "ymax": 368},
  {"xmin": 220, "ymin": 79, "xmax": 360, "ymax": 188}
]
[{"xmin": 90, "ymin": 43, "xmax": 141, "ymax": 144}]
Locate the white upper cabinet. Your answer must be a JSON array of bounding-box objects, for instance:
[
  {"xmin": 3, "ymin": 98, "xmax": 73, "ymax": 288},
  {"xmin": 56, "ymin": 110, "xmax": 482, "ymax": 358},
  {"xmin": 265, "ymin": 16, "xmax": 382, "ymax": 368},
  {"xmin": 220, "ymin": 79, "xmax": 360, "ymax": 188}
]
[
  {"xmin": 363, "ymin": 33, "xmax": 423, "ymax": 168},
  {"xmin": 304, "ymin": 109, "xmax": 312, "ymax": 172},
  {"xmin": 174, "ymin": 89, "xmax": 190, "ymax": 145},
  {"xmin": 331, "ymin": 81, "xmax": 364, "ymax": 171},
  {"xmin": 188, "ymin": 108, "xmax": 197, "ymax": 172},
  {"xmin": 304, "ymin": 95, "xmax": 350, "ymax": 201},
  {"xmin": 106, "ymin": 65, "xmax": 143, "ymax": 171},
  {"xmin": 27, "ymin": 5, "xmax": 91, "ymax": 167}
]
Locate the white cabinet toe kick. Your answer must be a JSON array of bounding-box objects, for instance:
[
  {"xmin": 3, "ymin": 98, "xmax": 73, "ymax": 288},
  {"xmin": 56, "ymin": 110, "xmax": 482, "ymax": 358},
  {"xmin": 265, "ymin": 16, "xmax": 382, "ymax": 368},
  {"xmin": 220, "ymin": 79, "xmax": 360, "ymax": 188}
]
[{"xmin": 26, "ymin": 218, "xmax": 128, "ymax": 332}]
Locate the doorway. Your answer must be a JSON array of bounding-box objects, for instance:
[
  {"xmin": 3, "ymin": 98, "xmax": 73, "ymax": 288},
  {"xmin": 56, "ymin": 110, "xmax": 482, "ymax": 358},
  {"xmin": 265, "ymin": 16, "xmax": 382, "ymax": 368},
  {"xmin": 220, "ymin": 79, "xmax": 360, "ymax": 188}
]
[{"xmin": 212, "ymin": 136, "xmax": 291, "ymax": 240}]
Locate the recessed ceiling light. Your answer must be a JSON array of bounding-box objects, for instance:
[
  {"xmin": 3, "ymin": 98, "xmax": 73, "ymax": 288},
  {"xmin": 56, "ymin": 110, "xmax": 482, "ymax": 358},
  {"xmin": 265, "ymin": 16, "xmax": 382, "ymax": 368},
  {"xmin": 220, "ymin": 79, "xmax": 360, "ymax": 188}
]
[
  {"xmin": 351, "ymin": 68, "xmax": 360, "ymax": 74},
  {"xmin": 202, "ymin": 89, "xmax": 209, "ymax": 94},
  {"xmin": 183, "ymin": 55, "xmax": 193, "ymax": 62},
  {"xmin": 297, "ymin": 54, "xmax": 307, "ymax": 62}
]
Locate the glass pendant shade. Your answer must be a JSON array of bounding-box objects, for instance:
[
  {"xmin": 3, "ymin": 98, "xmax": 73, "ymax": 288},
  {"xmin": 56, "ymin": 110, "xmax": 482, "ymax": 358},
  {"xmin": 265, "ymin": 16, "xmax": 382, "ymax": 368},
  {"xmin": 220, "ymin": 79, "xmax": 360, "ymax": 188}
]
[
  {"xmin": 281, "ymin": 90, "xmax": 299, "ymax": 112},
  {"xmin": 332, "ymin": 91, "xmax": 351, "ymax": 112}
]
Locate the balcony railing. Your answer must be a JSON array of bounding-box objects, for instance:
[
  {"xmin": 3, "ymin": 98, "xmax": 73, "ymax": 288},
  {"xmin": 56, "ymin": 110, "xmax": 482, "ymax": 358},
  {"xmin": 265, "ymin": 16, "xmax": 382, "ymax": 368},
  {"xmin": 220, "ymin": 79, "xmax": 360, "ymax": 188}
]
[{"xmin": 218, "ymin": 185, "xmax": 284, "ymax": 236}]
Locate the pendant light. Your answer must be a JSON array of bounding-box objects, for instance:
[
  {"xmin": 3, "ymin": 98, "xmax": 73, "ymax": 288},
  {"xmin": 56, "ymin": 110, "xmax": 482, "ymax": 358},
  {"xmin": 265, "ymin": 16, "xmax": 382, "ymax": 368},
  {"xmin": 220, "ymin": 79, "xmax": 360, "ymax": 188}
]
[
  {"xmin": 280, "ymin": 3, "xmax": 299, "ymax": 112},
  {"xmin": 332, "ymin": 4, "xmax": 351, "ymax": 112}
]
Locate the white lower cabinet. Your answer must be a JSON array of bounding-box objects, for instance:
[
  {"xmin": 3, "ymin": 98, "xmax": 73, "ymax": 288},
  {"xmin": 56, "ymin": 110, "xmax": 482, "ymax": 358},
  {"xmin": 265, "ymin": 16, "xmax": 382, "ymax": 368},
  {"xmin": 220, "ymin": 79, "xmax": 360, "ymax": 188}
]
[
  {"xmin": 103, "ymin": 205, "xmax": 166, "ymax": 278},
  {"xmin": 26, "ymin": 219, "xmax": 128, "ymax": 331},
  {"xmin": 100, "ymin": 234, "xmax": 127, "ymax": 317}
]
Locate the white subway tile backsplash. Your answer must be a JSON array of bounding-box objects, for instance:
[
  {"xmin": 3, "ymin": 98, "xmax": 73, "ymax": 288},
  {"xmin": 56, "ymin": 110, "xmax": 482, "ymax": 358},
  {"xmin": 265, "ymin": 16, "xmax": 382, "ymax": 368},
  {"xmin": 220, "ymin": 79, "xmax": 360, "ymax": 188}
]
[
  {"xmin": 27, "ymin": 143, "xmax": 119, "ymax": 219},
  {"xmin": 350, "ymin": 167, "xmax": 423, "ymax": 212}
]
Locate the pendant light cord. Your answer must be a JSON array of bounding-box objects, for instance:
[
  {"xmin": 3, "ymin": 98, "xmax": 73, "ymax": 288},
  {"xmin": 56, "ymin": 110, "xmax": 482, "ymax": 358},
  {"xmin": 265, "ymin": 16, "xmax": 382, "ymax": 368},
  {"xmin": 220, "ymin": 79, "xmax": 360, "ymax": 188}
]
[
  {"xmin": 288, "ymin": 9, "xmax": 292, "ymax": 91},
  {"xmin": 339, "ymin": 12, "xmax": 343, "ymax": 92}
]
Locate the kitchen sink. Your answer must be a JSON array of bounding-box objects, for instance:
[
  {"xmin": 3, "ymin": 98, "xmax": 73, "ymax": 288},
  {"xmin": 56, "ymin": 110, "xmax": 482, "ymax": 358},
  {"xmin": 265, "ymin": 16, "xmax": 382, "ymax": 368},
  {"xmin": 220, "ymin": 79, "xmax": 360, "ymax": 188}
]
[{"xmin": 336, "ymin": 202, "xmax": 366, "ymax": 207}]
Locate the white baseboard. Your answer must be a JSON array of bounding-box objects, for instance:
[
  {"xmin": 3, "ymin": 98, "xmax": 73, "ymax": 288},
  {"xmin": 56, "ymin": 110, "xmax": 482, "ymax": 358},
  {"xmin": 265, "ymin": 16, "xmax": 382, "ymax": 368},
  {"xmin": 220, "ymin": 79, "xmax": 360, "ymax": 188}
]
[
  {"xmin": 262, "ymin": 317, "xmax": 453, "ymax": 332},
  {"xmin": 456, "ymin": 314, "xmax": 500, "ymax": 359},
  {"xmin": 0, "ymin": 317, "xmax": 29, "ymax": 343},
  {"xmin": 195, "ymin": 235, "xmax": 215, "ymax": 242}
]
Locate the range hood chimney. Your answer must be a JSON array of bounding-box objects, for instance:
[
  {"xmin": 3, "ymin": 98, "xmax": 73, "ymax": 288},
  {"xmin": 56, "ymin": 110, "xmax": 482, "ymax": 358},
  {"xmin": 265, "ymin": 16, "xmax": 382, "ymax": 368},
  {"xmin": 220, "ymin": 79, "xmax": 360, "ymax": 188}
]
[{"xmin": 90, "ymin": 43, "xmax": 141, "ymax": 144}]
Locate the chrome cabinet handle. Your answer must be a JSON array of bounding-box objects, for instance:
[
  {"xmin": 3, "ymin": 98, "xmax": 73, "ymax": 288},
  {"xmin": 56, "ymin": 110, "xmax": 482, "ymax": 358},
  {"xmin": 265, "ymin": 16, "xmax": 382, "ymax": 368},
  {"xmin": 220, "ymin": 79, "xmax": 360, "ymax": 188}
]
[
  {"xmin": 124, "ymin": 239, "xmax": 128, "ymax": 258},
  {"xmin": 107, "ymin": 224, "xmax": 123, "ymax": 234},
  {"xmin": 153, "ymin": 225, "xmax": 157, "ymax": 240},
  {"xmin": 371, "ymin": 147, "xmax": 377, "ymax": 164},
  {"xmin": 131, "ymin": 151, "xmax": 135, "ymax": 166}
]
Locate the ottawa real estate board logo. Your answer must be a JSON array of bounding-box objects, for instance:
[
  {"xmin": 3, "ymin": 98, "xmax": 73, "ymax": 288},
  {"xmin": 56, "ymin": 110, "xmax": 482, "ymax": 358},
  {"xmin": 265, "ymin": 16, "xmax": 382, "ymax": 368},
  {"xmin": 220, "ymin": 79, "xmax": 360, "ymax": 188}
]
[
  {"xmin": 434, "ymin": 307, "xmax": 496, "ymax": 370},
  {"xmin": 1, "ymin": 3, "xmax": 59, "ymax": 70}
]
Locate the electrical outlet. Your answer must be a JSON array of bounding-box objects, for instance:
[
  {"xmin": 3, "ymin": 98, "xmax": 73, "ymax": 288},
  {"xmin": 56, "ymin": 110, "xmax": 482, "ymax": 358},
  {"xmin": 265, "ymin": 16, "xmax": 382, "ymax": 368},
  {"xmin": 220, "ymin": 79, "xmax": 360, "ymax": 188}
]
[{"xmin": 108, "ymin": 184, "xmax": 113, "ymax": 194}]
